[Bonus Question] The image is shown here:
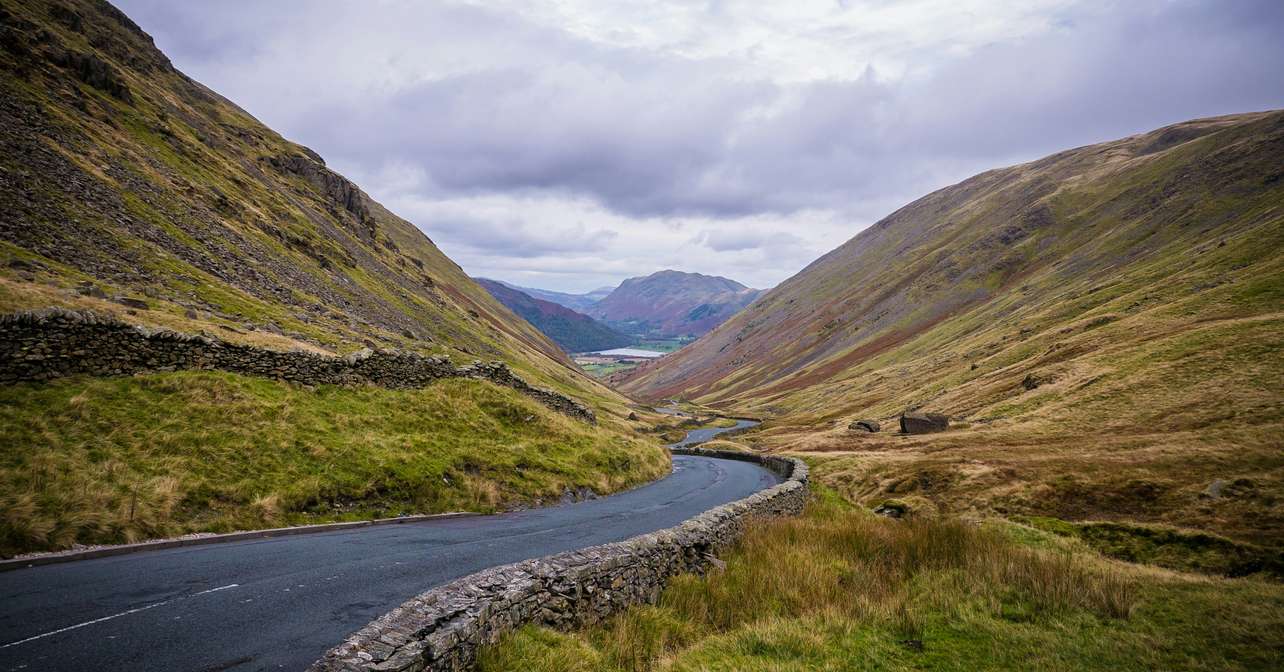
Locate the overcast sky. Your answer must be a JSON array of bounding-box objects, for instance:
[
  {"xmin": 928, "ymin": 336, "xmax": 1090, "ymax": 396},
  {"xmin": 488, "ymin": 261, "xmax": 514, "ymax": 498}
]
[{"xmin": 117, "ymin": 0, "xmax": 1284, "ymax": 293}]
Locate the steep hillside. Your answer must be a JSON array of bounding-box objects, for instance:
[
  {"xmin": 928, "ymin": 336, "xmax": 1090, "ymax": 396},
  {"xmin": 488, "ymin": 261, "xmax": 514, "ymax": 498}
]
[
  {"xmin": 590, "ymin": 270, "xmax": 761, "ymax": 338},
  {"xmin": 622, "ymin": 111, "xmax": 1284, "ymax": 546},
  {"xmin": 0, "ymin": 0, "xmax": 666, "ymax": 554},
  {"xmin": 476, "ymin": 278, "xmax": 631, "ymax": 353},
  {"xmin": 503, "ymin": 282, "xmax": 614, "ymax": 313},
  {"xmin": 0, "ymin": 0, "xmax": 630, "ymax": 391}
]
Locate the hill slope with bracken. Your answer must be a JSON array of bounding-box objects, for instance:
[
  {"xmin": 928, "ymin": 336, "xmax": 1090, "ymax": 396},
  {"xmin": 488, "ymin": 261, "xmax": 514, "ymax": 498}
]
[
  {"xmin": 590, "ymin": 269, "xmax": 761, "ymax": 338},
  {"xmin": 0, "ymin": 0, "xmax": 667, "ymax": 555},
  {"xmin": 475, "ymin": 278, "xmax": 632, "ymax": 353},
  {"xmin": 621, "ymin": 111, "xmax": 1284, "ymax": 549}
]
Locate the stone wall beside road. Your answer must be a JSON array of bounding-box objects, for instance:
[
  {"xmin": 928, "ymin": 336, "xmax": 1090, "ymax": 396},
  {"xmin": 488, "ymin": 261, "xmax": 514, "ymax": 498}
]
[
  {"xmin": 310, "ymin": 449, "xmax": 808, "ymax": 672},
  {"xmin": 0, "ymin": 308, "xmax": 595, "ymax": 423}
]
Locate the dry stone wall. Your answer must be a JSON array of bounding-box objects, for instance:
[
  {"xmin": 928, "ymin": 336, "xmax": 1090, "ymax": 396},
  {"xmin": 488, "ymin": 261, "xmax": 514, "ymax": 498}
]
[
  {"xmin": 0, "ymin": 308, "xmax": 595, "ymax": 423},
  {"xmin": 310, "ymin": 449, "xmax": 808, "ymax": 672}
]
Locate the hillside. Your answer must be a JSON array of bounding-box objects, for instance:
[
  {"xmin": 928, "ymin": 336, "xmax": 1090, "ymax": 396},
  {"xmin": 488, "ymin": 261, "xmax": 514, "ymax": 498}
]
[
  {"xmin": 621, "ymin": 111, "xmax": 1284, "ymax": 547},
  {"xmin": 502, "ymin": 282, "xmax": 614, "ymax": 313},
  {"xmin": 590, "ymin": 269, "xmax": 761, "ymax": 339},
  {"xmin": 0, "ymin": 0, "xmax": 666, "ymax": 554},
  {"xmin": 475, "ymin": 278, "xmax": 631, "ymax": 353}
]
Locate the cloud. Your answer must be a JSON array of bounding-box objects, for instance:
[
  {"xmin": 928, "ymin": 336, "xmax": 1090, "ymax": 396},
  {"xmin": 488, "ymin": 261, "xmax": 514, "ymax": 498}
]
[{"xmin": 116, "ymin": 0, "xmax": 1284, "ymax": 291}]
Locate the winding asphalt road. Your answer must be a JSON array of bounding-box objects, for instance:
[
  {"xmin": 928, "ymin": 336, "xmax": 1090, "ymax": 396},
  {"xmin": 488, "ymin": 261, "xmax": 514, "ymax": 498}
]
[{"xmin": 0, "ymin": 425, "xmax": 772, "ymax": 672}]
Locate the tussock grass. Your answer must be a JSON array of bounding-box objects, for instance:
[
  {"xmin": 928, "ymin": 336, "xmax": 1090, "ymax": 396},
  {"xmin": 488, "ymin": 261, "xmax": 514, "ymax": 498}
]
[
  {"xmin": 471, "ymin": 489, "xmax": 1282, "ymax": 672},
  {"xmin": 0, "ymin": 372, "xmax": 669, "ymax": 556}
]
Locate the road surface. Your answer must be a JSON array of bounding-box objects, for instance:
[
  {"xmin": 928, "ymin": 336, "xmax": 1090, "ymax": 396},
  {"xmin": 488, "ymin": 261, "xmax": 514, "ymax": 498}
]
[{"xmin": 0, "ymin": 445, "xmax": 775, "ymax": 671}]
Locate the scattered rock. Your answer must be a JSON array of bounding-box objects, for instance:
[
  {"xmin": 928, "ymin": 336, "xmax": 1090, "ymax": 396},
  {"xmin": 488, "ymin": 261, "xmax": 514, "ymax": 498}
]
[
  {"xmin": 1022, "ymin": 372, "xmax": 1054, "ymax": 390},
  {"xmin": 184, "ymin": 308, "xmax": 199, "ymax": 319},
  {"xmin": 114, "ymin": 296, "xmax": 149, "ymax": 310},
  {"xmin": 627, "ymin": 411, "xmax": 639, "ymax": 421},
  {"xmin": 899, "ymin": 412, "xmax": 949, "ymax": 434},
  {"xmin": 75, "ymin": 281, "xmax": 107, "ymax": 299},
  {"xmin": 703, "ymin": 554, "xmax": 727, "ymax": 572},
  {"xmin": 402, "ymin": 329, "xmax": 417, "ymax": 340},
  {"xmin": 873, "ymin": 500, "xmax": 908, "ymax": 518},
  {"xmin": 848, "ymin": 419, "xmax": 881, "ymax": 433},
  {"xmin": 1200, "ymin": 479, "xmax": 1227, "ymax": 500}
]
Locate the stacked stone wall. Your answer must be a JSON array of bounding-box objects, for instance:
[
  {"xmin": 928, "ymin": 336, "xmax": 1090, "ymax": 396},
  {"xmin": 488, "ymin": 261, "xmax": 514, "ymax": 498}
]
[
  {"xmin": 0, "ymin": 309, "xmax": 595, "ymax": 423},
  {"xmin": 310, "ymin": 449, "xmax": 808, "ymax": 672}
]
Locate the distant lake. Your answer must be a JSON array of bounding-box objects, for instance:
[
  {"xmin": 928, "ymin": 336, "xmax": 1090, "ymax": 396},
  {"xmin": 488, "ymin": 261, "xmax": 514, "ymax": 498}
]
[{"xmin": 590, "ymin": 348, "xmax": 665, "ymax": 358}]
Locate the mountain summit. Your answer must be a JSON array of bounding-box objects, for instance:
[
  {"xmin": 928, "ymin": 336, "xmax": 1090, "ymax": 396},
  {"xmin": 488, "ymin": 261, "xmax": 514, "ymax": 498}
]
[{"xmin": 590, "ymin": 270, "xmax": 761, "ymax": 339}]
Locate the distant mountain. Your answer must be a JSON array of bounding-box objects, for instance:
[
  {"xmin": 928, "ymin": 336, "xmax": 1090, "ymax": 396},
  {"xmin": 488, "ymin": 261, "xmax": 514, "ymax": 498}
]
[
  {"xmin": 589, "ymin": 270, "xmax": 761, "ymax": 338},
  {"xmin": 476, "ymin": 279, "xmax": 632, "ymax": 353},
  {"xmin": 492, "ymin": 281, "xmax": 614, "ymax": 313}
]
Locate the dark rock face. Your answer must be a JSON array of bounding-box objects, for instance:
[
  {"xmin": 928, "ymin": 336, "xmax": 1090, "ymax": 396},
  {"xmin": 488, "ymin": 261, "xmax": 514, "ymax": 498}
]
[
  {"xmin": 849, "ymin": 419, "xmax": 880, "ymax": 433},
  {"xmin": 47, "ymin": 47, "xmax": 133, "ymax": 102},
  {"xmin": 899, "ymin": 412, "xmax": 949, "ymax": 434},
  {"xmin": 310, "ymin": 449, "xmax": 808, "ymax": 672},
  {"xmin": 0, "ymin": 309, "xmax": 596, "ymax": 424},
  {"xmin": 269, "ymin": 154, "xmax": 373, "ymax": 227},
  {"xmin": 1022, "ymin": 372, "xmax": 1054, "ymax": 390}
]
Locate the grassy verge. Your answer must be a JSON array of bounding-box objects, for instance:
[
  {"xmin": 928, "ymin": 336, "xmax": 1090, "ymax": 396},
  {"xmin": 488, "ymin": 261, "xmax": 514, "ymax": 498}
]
[
  {"xmin": 0, "ymin": 372, "xmax": 669, "ymax": 556},
  {"xmin": 478, "ymin": 488, "xmax": 1284, "ymax": 671}
]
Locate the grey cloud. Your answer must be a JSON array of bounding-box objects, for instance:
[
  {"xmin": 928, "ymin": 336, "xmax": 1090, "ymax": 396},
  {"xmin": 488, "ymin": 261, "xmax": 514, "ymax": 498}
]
[
  {"xmin": 418, "ymin": 213, "xmax": 617, "ymax": 258},
  {"xmin": 114, "ymin": 0, "xmax": 1284, "ymax": 290}
]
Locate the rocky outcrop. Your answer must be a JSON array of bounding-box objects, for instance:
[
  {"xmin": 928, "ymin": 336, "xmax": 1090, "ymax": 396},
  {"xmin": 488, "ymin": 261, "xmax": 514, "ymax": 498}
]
[
  {"xmin": 0, "ymin": 309, "xmax": 595, "ymax": 423},
  {"xmin": 310, "ymin": 449, "xmax": 808, "ymax": 672},
  {"xmin": 270, "ymin": 153, "xmax": 373, "ymax": 225},
  {"xmin": 899, "ymin": 411, "xmax": 949, "ymax": 434},
  {"xmin": 849, "ymin": 419, "xmax": 880, "ymax": 433}
]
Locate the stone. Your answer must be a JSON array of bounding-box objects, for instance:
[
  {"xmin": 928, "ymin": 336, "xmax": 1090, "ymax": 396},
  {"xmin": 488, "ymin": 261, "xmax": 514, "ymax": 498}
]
[
  {"xmin": 184, "ymin": 308, "xmax": 199, "ymax": 319},
  {"xmin": 899, "ymin": 411, "xmax": 949, "ymax": 434},
  {"xmin": 1022, "ymin": 372, "xmax": 1053, "ymax": 390},
  {"xmin": 627, "ymin": 412, "xmax": 639, "ymax": 421},
  {"xmin": 873, "ymin": 500, "xmax": 908, "ymax": 518},
  {"xmin": 1200, "ymin": 479, "xmax": 1228, "ymax": 500},
  {"xmin": 848, "ymin": 419, "xmax": 880, "ymax": 433},
  {"xmin": 114, "ymin": 296, "xmax": 149, "ymax": 310},
  {"xmin": 76, "ymin": 283, "xmax": 107, "ymax": 299}
]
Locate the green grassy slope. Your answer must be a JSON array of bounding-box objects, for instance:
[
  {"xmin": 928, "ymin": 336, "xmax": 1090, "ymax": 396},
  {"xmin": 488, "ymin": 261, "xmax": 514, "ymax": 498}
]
[
  {"xmin": 0, "ymin": 372, "xmax": 667, "ymax": 556},
  {"xmin": 0, "ymin": 0, "xmax": 665, "ymax": 555},
  {"xmin": 619, "ymin": 111, "xmax": 1284, "ymax": 546}
]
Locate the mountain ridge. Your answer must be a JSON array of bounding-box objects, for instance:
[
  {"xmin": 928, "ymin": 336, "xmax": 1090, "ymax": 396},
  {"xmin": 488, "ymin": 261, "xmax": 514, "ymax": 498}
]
[
  {"xmin": 493, "ymin": 281, "xmax": 614, "ymax": 313},
  {"xmin": 475, "ymin": 277, "xmax": 632, "ymax": 353}
]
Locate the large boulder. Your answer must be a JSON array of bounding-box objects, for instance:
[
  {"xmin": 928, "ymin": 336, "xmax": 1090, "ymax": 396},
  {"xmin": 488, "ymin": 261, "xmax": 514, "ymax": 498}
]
[
  {"xmin": 848, "ymin": 419, "xmax": 881, "ymax": 433},
  {"xmin": 899, "ymin": 411, "xmax": 949, "ymax": 434}
]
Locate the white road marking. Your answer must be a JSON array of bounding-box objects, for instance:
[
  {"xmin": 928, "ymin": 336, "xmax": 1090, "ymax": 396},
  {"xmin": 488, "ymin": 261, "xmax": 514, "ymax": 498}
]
[{"xmin": 0, "ymin": 584, "xmax": 239, "ymax": 650}]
